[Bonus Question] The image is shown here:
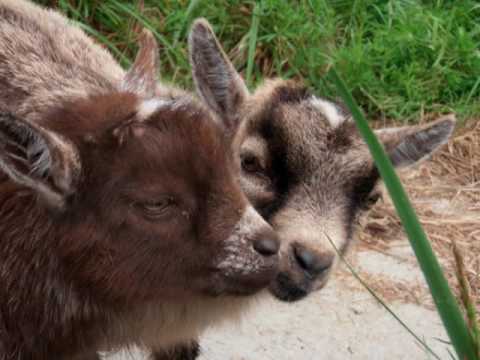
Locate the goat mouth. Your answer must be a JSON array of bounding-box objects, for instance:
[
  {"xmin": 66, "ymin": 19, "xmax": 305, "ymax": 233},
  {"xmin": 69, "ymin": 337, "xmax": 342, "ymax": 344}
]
[
  {"xmin": 207, "ymin": 266, "xmax": 278, "ymax": 297},
  {"xmin": 269, "ymin": 272, "xmax": 310, "ymax": 302},
  {"xmin": 205, "ymin": 281, "xmax": 269, "ymax": 298}
]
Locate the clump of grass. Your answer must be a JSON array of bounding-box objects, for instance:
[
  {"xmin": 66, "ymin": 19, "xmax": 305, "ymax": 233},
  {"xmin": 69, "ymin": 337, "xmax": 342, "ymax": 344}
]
[
  {"xmin": 36, "ymin": 0, "xmax": 479, "ymax": 122},
  {"xmin": 330, "ymin": 0, "xmax": 480, "ymax": 121}
]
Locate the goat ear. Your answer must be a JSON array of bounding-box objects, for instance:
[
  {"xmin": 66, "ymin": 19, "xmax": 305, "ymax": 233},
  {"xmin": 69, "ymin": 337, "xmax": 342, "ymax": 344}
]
[
  {"xmin": 122, "ymin": 29, "xmax": 159, "ymax": 98},
  {"xmin": 188, "ymin": 18, "xmax": 249, "ymax": 133},
  {"xmin": 375, "ymin": 115, "xmax": 455, "ymax": 168},
  {"xmin": 0, "ymin": 114, "xmax": 81, "ymax": 210}
]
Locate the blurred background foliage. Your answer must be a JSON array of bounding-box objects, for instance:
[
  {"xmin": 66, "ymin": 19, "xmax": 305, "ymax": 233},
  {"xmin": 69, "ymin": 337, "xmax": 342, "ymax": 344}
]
[{"xmin": 36, "ymin": 0, "xmax": 480, "ymax": 122}]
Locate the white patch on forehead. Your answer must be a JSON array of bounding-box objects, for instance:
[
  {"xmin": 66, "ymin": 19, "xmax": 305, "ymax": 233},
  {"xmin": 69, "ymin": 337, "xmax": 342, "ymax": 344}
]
[
  {"xmin": 136, "ymin": 98, "xmax": 172, "ymax": 121},
  {"xmin": 310, "ymin": 96, "xmax": 345, "ymax": 128},
  {"xmin": 217, "ymin": 206, "xmax": 268, "ymax": 276}
]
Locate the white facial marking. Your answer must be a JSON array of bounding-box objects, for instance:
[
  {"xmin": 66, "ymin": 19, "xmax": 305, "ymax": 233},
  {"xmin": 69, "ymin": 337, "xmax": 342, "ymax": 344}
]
[
  {"xmin": 136, "ymin": 99, "xmax": 172, "ymax": 121},
  {"xmin": 217, "ymin": 206, "xmax": 268, "ymax": 277},
  {"xmin": 310, "ymin": 96, "xmax": 345, "ymax": 128}
]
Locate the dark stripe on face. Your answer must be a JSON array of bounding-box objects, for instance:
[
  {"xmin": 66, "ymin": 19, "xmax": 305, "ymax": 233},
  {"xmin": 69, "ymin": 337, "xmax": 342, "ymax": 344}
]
[
  {"xmin": 350, "ymin": 167, "xmax": 380, "ymax": 206},
  {"xmin": 340, "ymin": 167, "xmax": 379, "ymax": 254},
  {"xmin": 244, "ymin": 83, "xmax": 310, "ymax": 220},
  {"xmin": 346, "ymin": 166, "xmax": 380, "ymax": 223},
  {"xmin": 271, "ymin": 84, "xmax": 311, "ymax": 105},
  {"xmin": 255, "ymin": 118, "xmax": 292, "ymax": 220},
  {"xmin": 326, "ymin": 122, "xmax": 356, "ymax": 153}
]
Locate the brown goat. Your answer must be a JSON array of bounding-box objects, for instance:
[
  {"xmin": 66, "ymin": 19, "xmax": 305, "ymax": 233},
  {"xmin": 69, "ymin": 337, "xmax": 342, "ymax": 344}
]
[{"xmin": 0, "ymin": 1, "xmax": 279, "ymax": 359}]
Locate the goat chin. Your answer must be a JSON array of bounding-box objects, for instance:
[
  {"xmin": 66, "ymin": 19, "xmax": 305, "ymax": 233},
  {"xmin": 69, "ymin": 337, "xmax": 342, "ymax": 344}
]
[{"xmin": 100, "ymin": 291, "xmax": 267, "ymax": 352}]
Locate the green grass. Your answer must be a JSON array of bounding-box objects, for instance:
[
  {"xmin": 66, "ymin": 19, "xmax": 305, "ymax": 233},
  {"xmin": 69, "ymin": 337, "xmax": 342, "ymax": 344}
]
[{"xmin": 35, "ymin": 0, "xmax": 479, "ymax": 123}]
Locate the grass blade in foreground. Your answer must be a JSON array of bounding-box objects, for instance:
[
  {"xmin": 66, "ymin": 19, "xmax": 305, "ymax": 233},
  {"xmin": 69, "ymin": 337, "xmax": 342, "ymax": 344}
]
[
  {"xmin": 173, "ymin": 0, "xmax": 202, "ymax": 46},
  {"xmin": 329, "ymin": 68, "xmax": 478, "ymax": 360}
]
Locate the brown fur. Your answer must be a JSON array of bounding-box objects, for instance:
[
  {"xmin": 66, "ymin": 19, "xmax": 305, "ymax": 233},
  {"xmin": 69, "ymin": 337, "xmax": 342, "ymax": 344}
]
[
  {"xmin": 0, "ymin": 0, "xmax": 123, "ymax": 119},
  {"xmin": 0, "ymin": 3, "xmax": 279, "ymax": 359}
]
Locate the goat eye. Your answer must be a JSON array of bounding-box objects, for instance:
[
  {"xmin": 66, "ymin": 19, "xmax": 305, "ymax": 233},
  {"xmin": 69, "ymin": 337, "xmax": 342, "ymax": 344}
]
[
  {"xmin": 241, "ymin": 154, "xmax": 263, "ymax": 174},
  {"xmin": 364, "ymin": 192, "xmax": 381, "ymax": 209},
  {"xmin": 138, "ymin": 197, "xmax": 176, "ymax": 219}
]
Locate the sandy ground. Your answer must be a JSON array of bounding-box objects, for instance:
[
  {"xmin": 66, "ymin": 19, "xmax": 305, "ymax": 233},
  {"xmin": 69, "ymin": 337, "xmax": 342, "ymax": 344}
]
[
  {"xmin": 106, "ymin": 242, "xmax": 452, "ymax": 360},
  {"xmin": 197, "ymin": 251, "xmax": 452, "ymax": 360}
]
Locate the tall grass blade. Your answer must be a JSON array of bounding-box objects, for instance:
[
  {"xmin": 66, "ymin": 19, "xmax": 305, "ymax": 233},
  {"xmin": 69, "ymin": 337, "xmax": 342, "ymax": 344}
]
[
  {"xmin": 173, "ymin": 0, "xmax": 202, "ymax": 46},
  {"xmin": 246, "ymin": 2, "xmax": 261, "ymax": 88},
  {"xmin": 329, "ymin": 68, "xmax": 478, "ymax": 360}
]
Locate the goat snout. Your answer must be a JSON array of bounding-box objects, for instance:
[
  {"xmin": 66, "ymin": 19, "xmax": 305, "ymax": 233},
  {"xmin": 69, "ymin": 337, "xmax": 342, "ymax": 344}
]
[
  {"xmin": 292, "ymin": 244, "xmax": 334, "ymax": 277},
  {"xmin": 252, "ymin": 229, "xmax": 279, "ymax": 257},
  {"xmin": 212, "ymin": 206, "xmax": 279, "ymax": 296},
  {"xmin": 268, "ymin": 244, "xmax": 335, "ymax": 302}
]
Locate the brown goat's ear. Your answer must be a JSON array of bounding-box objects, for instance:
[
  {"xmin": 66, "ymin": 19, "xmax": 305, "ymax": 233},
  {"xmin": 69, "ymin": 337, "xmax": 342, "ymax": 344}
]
[
  {"xmin": 0, "ymin": 114, "xmax": 81, "ymax": 210},
  {"xmin": 375, "ymin": 115, "xmax": 455, "ymax": 168},
  {"xmin": 121, "ymin": 29, "xmax": 159, "ymax": 98},
  {"xmin": 188, "ymin": 18, "xmax": 249, "ymax": 133}
]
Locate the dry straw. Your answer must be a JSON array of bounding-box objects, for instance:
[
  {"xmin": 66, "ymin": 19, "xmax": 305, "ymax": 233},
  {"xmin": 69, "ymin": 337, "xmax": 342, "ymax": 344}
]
[{"xmin": 359, "ymin": 120, "xmax": 479, "ymax": 313}]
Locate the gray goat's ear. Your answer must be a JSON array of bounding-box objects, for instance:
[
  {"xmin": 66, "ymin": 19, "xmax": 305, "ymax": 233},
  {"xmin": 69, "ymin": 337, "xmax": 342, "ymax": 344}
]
[
  {"xmin": 0, "ymin": 114, "xmax": 81, "ymax": 210},
  {"xmin": 122, "ymin": 29, "xmax": 159, "ymax": 98},
  {"xmin": 188, "ymin": 18, "xmax": 249, "ymax": 132},
  {"xmin": 375, "ymin": 115, "xmax": 456, "ymax": 168}
]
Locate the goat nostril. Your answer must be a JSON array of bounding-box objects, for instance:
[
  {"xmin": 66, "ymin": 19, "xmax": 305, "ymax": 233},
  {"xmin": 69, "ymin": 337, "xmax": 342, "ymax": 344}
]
[
  {"xmin": 293, "ymin": 246, "xmax": 333, "ymax": 276},
  {"xmin": 253, "ymin": 236, "xmax": 279, "ymax": 257}
]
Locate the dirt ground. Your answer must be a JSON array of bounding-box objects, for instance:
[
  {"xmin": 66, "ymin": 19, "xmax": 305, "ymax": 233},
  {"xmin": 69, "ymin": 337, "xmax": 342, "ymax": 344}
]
[
  {"xmin": 106, "ymin": 259, "xmax": 451, "ymax": 360},
  {"xmin": 106, "ymin": 120, "xmax": 479, "ymax": 360}
]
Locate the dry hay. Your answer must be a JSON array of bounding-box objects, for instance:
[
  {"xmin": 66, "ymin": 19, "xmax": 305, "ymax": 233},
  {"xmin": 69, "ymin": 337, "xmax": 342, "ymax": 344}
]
[{"xmin": 353, "ymin": 119, "xmax": 479, "ymax": 312}]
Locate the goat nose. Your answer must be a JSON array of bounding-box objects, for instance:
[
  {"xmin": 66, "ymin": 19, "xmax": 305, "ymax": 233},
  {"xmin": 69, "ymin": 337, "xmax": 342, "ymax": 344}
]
[
  {"xmin": 293, "ymin": 245, "xmax": 333, "ymax": 276},
  {"xmin": 253, "ymin": 231, "xmax": 280, "ymax": 257}
]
